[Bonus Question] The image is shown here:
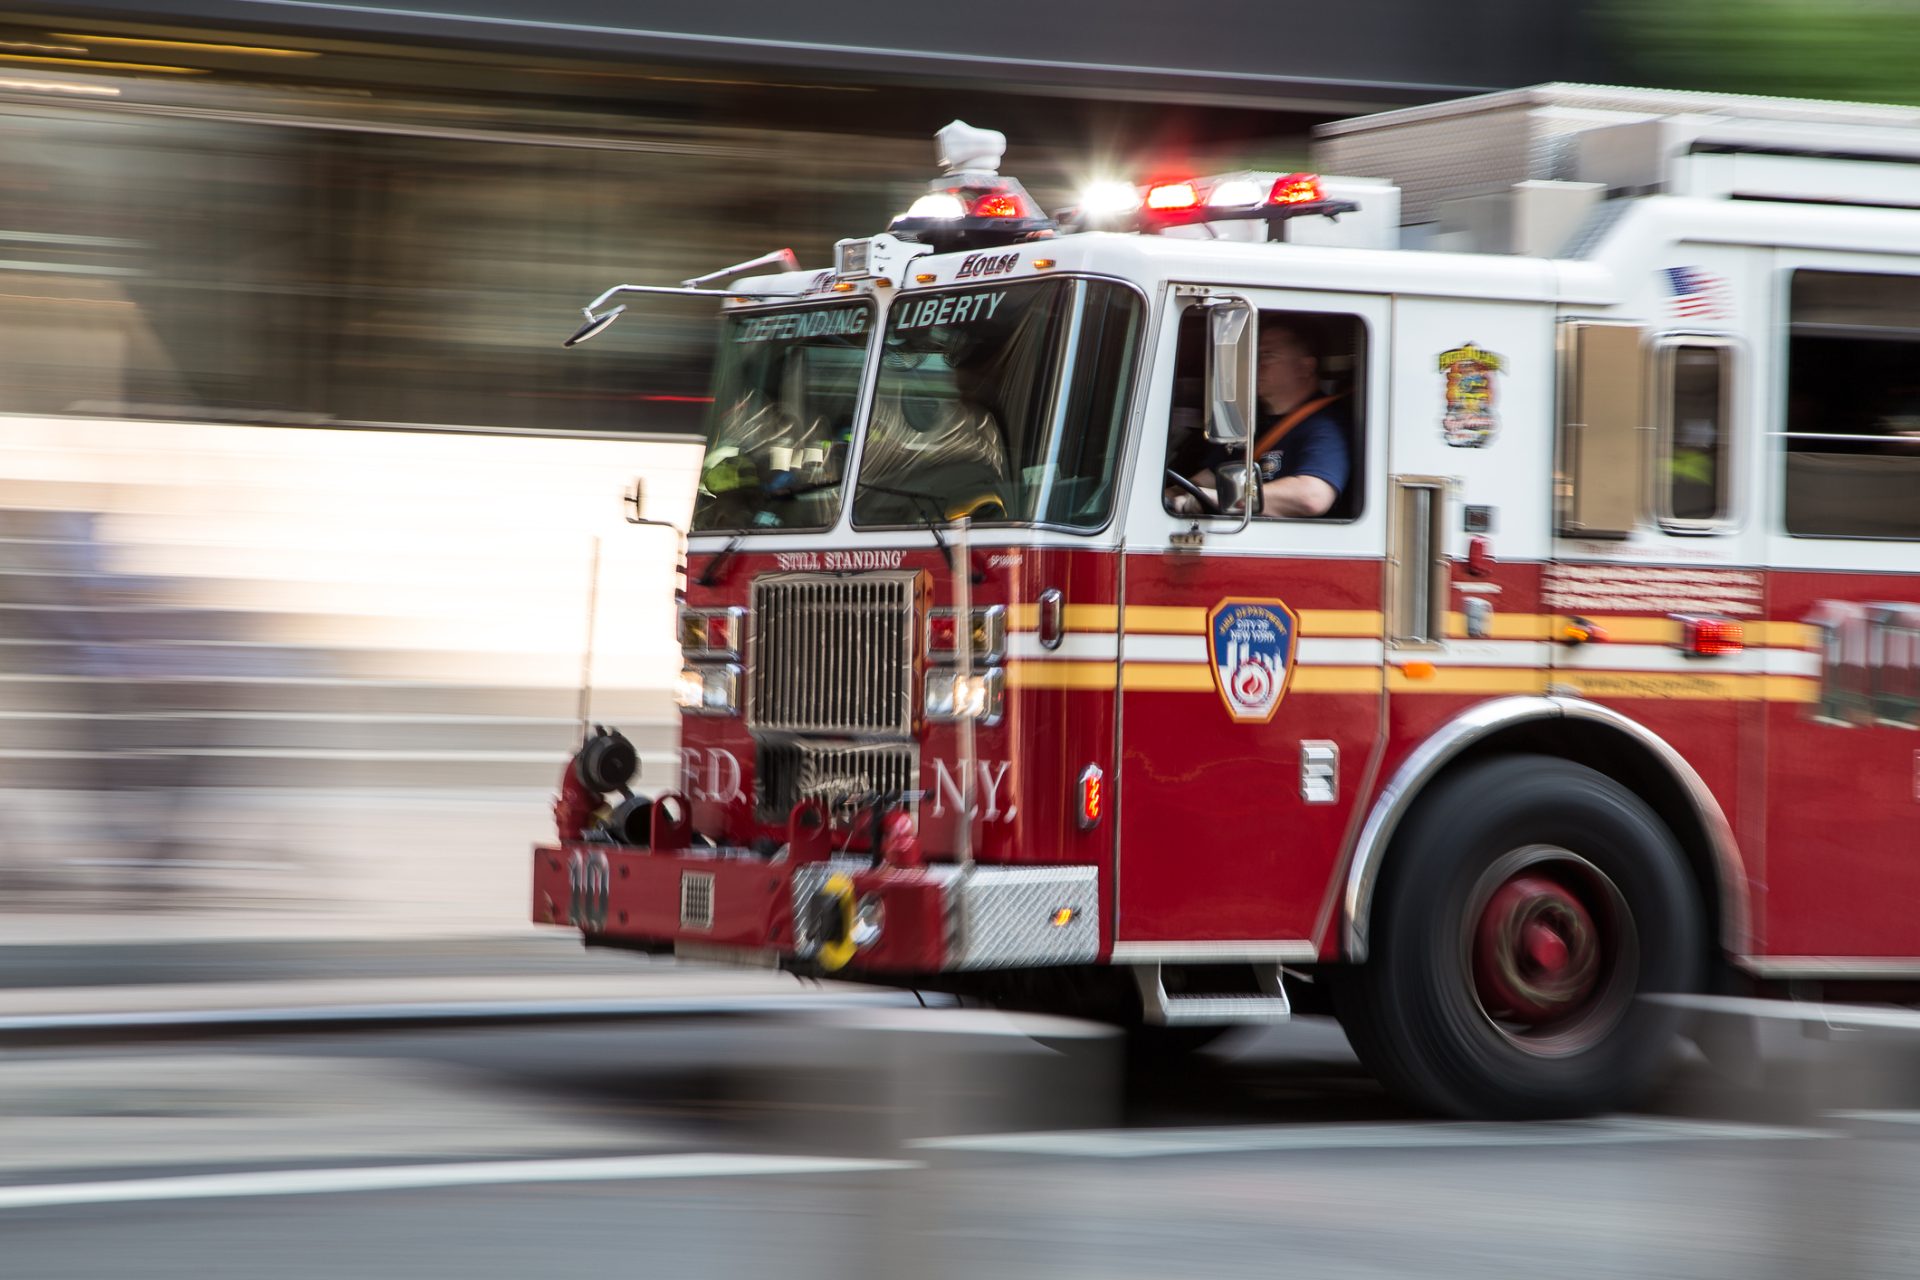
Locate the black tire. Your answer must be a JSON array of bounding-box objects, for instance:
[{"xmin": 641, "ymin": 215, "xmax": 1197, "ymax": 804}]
[{"xmin": 1335, "ymin": 756, "xmax": 1703, "ymax": 1119}]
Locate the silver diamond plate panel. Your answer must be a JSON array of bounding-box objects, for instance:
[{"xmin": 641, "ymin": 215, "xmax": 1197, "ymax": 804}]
[
  {"xmin": 787, "ymin": 861, "xmax": 1099, "ymax": 969},
  {"xmin": 789, "ymin": 857, "xmax": 873, "ymax": 957},
  {"xmin": 944, "ymin": 865, "xmax": 1099, "ymax": 971}
]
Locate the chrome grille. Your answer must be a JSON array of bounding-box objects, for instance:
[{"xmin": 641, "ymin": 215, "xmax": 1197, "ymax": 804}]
[
  {"xmin": 748, "ymin": 573, "xmax": 916, "ymax": 736},
  {"xmin": 757, "ymin": 741, "xmax": 919, "ymax": 823}
]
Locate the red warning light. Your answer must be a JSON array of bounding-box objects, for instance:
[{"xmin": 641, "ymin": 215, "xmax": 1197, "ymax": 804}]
[
  {"xmin": 1145, "ymin": 181, "xmax": 1201, "ymax": 211},
  {"xmin": 1268, "ymin": 172, "xmax": 1326, "ymax": 205},
  {"xmin": 972, "ymin": 193, "xmax": 1025, "ymax": 218},
  {"xmin": 1681, "ymin": 617, "xmax": 1744, "ymax": 657}
]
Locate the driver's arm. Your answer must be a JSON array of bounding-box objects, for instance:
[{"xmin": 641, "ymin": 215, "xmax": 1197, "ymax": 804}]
[{"xmin": 1259, "ymin": 474, "xmax": 1337, "ymax": 518}]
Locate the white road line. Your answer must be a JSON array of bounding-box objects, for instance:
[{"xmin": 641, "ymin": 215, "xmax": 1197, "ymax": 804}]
[
  {"xmin": 913, "ymin": 1117, "xmax": 1829, "ymax": 1159},
  {"xmin": 0, "ymin": 1154, "xmax": 919, "ymax": 1212}
]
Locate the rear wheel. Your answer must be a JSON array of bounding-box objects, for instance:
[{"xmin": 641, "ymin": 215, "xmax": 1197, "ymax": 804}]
[{"xmin": 1336, "ymin": 756, "xmax": 1703, "ymax": 1119}]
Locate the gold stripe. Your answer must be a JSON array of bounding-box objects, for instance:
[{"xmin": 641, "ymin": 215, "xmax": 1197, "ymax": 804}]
[
  {"xmin": 1116, "ymin": 606, "xmax": 1383, "ymax": 637},
  {"xmin": 1018, "ymin": 661, "xmax": 1820, "ymax": 701},
  {"xmin": 1387, "ymin": 667, "xmax": 1550, "ymax": 695},
  {"xmin": 1583, "ymin": 615, "xmax": 1682, "ymax": 644},
  {"xmin": 1753, "ymin": 621, "xmax": 1818, "ymax": 649},
  {"xmin": 1123, "ymin": 605, "xmax": 1206, "ymax": 633},
  {"xmin": 1445, "ymin": 613, "xmax": 1817, "ymax": 650},
  {"xmin": 1066, "ymin": 604, "xmax": 1120, "ymax": 631},
  {"xmin": 1006, "ymin": 661, "xmax": 1117, "ymax": 690},
  {"xmin": 1556, "ymin": 672, "xmax": 1821, "ymax": 702},
  {"xmin": 1300, "ymin": 609, "xmax": 1383, "ymax": 637}
]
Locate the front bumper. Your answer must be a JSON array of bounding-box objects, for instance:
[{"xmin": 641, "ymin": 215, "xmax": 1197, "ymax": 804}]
[{"xmin": 532, "ymin": 844, "xmax": 1099, "ymax": 974}]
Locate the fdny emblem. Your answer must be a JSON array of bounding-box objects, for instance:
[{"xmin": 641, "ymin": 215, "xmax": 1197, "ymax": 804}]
[
  {"xmin": 1438, "ymin": 342, "xmax": 1505, "ymax": 448},
  {"xmin": 1206, "ymin": 598, "xmax": 1300, "ymax": 724}
]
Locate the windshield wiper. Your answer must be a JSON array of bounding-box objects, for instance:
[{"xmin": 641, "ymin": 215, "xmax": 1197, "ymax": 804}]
[{"xmin": 856, "ymin": 482, "xmax": 982, "ymax": 581}]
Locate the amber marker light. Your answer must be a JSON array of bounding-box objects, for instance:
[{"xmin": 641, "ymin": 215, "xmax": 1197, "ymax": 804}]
[
  {"xmin": 914, "ymin": 273, "xmax": 937, "ymax": 284},
  {"xmin": 1051, "ymin": 907, "xmax": 1078, "ymax": 928},
  {"xmin": 1032, "ymin": 258, "xmax": 1056, "ymax": 269},
  {"xmin": 1400, "ymin": 661, "xmax": 1437, "ymax": 680}
]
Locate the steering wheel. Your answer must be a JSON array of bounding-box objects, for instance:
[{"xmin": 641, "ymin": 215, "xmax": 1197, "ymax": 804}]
[{"xmin": 1164, "ymin": 469, "xmax": 1221, "ymax": 516}]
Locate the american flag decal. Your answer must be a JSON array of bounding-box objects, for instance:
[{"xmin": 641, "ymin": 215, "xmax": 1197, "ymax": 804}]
[{"xmin": 1663, "ymin": 266, "xmax": 1731, "ymax": 320}]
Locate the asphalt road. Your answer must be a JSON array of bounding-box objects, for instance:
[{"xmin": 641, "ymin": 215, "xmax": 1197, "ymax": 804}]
[{"xmin": 7, "ymin": 1012, "xmax": 1920, "ymax": 1279}]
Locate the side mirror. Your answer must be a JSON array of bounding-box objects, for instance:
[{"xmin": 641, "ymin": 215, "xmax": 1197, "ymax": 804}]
[
  {"xmin": 1213, "ymin": 461, "xmax": 1264, "ymax": 516},
  {"xmin": 564, "ymin": 304, "xmax": 626, "ymax": 348},
  {"xmin": 1204, "ymin": 300, "xmax": 1257, "ymax": 444}
]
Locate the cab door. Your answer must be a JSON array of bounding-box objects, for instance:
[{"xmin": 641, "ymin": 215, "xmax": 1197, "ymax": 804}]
[{"xmin": 1113, "ymin": 287, "xmax": 1388, "ymax": 953}]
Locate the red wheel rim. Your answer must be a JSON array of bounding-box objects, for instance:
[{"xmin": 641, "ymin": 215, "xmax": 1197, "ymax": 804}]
[
  {"xmin": 1473, "ymin": 873, "xmax": 1601, "ymax": 1022},
  {"xmin": 1463, "ymin": 848, "xmax": 1636, "ymax": 1056}
]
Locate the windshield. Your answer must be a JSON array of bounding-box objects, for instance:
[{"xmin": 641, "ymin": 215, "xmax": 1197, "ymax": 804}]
[
  {"xmin": 853, "ymin": 278, "xmax": 1141, "ymax": 530},
  {"xmin": 689, "ymin": 302, "xmax": 873, "ymax": 533}
]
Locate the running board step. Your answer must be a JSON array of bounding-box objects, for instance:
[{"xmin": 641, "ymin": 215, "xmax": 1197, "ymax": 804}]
[{"xmin": 1131, "ymin": 964, "xmax": 1292, "ymax": 1026}]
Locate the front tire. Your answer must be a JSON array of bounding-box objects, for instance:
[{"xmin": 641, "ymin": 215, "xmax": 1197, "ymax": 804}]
[{"xmin": 1336, "ymin": 756, "xmax": 1703, "ymax": 1119}]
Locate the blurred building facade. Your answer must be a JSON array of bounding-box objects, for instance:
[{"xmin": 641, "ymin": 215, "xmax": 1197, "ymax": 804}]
[{"xmin": 0, "ymin": 3, "xmax": 1616, "ymax": 927}]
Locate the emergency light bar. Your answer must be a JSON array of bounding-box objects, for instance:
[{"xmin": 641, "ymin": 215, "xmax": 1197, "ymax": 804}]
[{"xmin": 1064, "ymin": 171, "xmax": 1359, "ymax": 234}]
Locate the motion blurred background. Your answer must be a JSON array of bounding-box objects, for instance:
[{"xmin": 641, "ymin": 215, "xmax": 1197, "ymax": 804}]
[{"xmin": 1, "ymin": 0, "xmax": 1915, "ymax": 933}]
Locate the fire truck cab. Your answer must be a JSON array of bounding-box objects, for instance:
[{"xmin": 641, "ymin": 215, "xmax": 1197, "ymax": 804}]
[{"xmin": 536, "ymin": 86, "xmax": 1920, "ymax": 1119}]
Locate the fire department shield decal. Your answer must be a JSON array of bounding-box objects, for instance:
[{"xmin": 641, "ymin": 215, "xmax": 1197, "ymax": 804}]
[{"xmin": 1206, "ymin": 599, "xmax": 1300, "ymax": 724}]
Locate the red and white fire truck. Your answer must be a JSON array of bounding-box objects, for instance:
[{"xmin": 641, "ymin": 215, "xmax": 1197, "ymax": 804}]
[{"xmin": 535, "ymin": 85, "xmax": 1920, "ymax": 1118}]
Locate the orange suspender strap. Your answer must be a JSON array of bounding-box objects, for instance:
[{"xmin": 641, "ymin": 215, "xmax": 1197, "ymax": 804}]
[{"xmin": 1249, "ymin": 391, "xmax": 1348, "ymax": 460}]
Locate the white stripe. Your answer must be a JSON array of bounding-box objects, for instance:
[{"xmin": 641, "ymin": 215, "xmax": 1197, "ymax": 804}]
[
  {"xmin": 1120, "ymin": 634, "xmax": 1206, "ymax": 663},
  {"xmin": 1296, "ymin": 637, "xmax": 1384, "ymax": 665},
  {"xmin": 913, "ymin": 1117, "xmax": 1825, "ymax": 1159},
  {"xmin": 0, "ymin": 1154, "xmax": 917, "ymax": 1213},
  {"xmin": 1007, "ymin": 633, "xmax": 1119, "ymax": 661},
  {"xmin": 1424, "ymin": 641, "xmax": 1553, "ymax": 667},
  {"xmin": 1763, "ymin": 648, "xmax": 1822, "ymax": 678},
  {"xmin": 1552, "ymin": 645, "xmax": 1775, "ymax": 674}
]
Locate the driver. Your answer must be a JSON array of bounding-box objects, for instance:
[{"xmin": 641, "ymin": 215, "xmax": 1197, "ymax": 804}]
[{"xmin": 1167, "ymin": 314, "xmax": 1350, "ymax": 519}]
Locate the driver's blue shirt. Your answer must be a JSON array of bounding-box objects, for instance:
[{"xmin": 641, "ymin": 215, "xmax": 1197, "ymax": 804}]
[{"xmin": 1207, "ymin": 404, "xmax": 1350, "ymax": 501}]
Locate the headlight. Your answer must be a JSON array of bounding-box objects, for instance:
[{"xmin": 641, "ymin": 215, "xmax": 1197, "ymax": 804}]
[
  {"xmin": 677, "ymin": 664, "xmax": 741, "ymax": 716},
  {"xmin": 924, "ymin": 667, "xmax": 1004, "ymax": 724}
]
